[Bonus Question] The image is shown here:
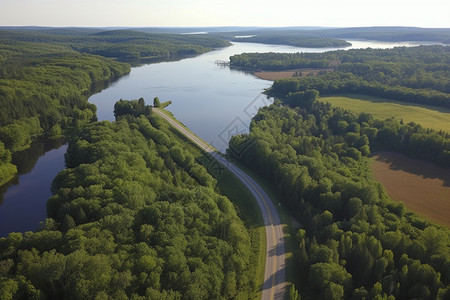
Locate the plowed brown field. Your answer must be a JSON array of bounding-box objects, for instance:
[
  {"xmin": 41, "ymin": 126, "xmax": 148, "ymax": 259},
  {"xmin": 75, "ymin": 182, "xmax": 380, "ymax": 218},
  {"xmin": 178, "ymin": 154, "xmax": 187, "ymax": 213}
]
[{"xmin": 372, "ymin": 151, "xmax": 450, "ymax": 229}]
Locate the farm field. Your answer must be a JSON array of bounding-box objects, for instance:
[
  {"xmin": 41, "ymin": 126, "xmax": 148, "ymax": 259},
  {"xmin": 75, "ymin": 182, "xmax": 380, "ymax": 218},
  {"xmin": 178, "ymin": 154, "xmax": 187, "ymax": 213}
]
[
  {"xmin": 253, "ymin": 68, "xmax": 333, "ymax": 81},
  {"xmin": 371, "ymin": 151, "xmax": 450, "ymax": 229},
  {"xmin": 319, "ymin": 94, "xmax": 450, "ymax": 133}
]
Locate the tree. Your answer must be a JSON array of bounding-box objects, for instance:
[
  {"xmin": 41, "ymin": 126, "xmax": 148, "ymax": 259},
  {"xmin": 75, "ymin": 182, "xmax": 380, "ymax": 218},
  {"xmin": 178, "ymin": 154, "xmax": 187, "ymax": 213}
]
[
  {"xmin": 289, "ymin": 283, "xmax": 301, "ymax": 300},
  {"xmin": 153, "ymin": 97, "xmax": 161, "ymax": 107}
]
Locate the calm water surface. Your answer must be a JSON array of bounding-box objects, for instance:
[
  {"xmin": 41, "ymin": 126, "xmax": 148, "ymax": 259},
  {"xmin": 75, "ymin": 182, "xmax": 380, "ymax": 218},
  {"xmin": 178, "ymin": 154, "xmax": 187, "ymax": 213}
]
[
  {"xmin": 89, "ymin": 41, "xmax": 427, "ymax": 152},
  {"xmin": 0, "ymin": 139, "xmax": 66, "ymax": 236},
  {"xmin": 0, "ymin": 40, "xmax": 425, "ymax": 236}
]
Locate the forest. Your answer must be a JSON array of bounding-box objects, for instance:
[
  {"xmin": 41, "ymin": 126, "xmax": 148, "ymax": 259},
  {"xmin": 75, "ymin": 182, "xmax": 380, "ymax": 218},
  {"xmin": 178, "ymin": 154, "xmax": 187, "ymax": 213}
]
[
  {"xmin": 0, "ymin": 28, "xmax": 229, "ymax": 186},
  {"xmin": 232, "ymin": 35, "xmax": 351, "ymax": 48},
  {"xmin": 0, "ymin": 29, "xmax": 230, "ymax": 62},
  {"xmin": 2, "ymin": 27, "xmax": 450, "ymax": 299},
  {"xmin": 230, "ymin": 46, "xmax": 450, "ymax": 108},
  {"xmin": 0, "ymin": 100, "xmax": 255, "ymax": 299},
  {"xmin": 210, "ymin": 27, "xmax": 450, "ymax": 45},
  {"xmin": 228, "ymin": 97, "xmax": 450, "ymax": 299}
]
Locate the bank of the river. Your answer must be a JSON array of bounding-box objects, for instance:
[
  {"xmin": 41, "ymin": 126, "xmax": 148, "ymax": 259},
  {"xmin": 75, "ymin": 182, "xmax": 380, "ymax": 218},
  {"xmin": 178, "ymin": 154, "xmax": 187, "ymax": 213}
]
[{"xmin": 0, "ymin": 139, "xmax": 67, "ymax": 236}]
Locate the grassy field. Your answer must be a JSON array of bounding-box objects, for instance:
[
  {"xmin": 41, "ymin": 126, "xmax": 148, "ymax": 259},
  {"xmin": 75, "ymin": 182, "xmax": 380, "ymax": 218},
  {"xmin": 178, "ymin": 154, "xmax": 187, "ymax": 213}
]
[
  {"xmin": 319, "ymin": 94, "xmax": 450, "ymax": 133},
  {"xmin": 371, "ymin": 151, "xmax": 450, "ymax": 229}
]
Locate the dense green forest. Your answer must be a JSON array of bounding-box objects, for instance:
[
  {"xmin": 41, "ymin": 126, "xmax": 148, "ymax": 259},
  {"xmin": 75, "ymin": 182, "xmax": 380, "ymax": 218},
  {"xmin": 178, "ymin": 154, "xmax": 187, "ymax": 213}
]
[
  {"xmin": 0, "ymin": 29, "xmax": 230, "ymax": 62},
  {"xmin": 232, "ymin": 35, "xmax": 351, "ymax": 48},
  {"xmin": 307, "ymin": 27, "xmax": 450, "ymax": 44},
  {"xmin": 2, "ymin": 28, "xmax": 450, "ymax": 299},
  {"xmin": 230, "ymin": 46, "xmax": 450, "ymax": 108},
  {"xmin": 0, "ymin": 29, "xmax": 229, "ymax": 186},
  {"xmin": 0, "ymin": 100, "xmax": 254, "ymax": 299},
  {"xmin": 211, "ymin": 27, "xmax": 450, "ymax": 45},
  {"xmin": 228, "ymin": 98, "xmax": 450, "ymax": 299},
  {"xmin": 0, "ymin": 41, "xmax": 130, "ymax": 185}
]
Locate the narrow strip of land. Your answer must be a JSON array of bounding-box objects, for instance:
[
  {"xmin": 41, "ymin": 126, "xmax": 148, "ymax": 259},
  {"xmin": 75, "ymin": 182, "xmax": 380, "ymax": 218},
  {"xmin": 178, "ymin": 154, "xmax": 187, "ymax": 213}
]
[{"xmin": 152, "ymin": 107, "xmax": 286, "ymax": 300}]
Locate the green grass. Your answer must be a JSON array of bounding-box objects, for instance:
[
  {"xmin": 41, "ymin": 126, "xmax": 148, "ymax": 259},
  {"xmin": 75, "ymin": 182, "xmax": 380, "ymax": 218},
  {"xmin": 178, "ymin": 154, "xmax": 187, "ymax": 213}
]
[{"xmin": 319, "ymin": 94, "xmax": 450, "ymax": 133}]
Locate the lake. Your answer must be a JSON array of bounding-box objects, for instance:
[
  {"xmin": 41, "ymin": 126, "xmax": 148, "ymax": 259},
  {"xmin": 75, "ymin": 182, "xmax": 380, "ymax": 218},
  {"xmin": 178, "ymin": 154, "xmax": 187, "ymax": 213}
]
[
  {"xmin": 0, "ymin": 40, "xmax": 426, "ymax": 236},
  {"xmin": 0, "ymin": 139, "xmax": 66, "ymax": 236}
]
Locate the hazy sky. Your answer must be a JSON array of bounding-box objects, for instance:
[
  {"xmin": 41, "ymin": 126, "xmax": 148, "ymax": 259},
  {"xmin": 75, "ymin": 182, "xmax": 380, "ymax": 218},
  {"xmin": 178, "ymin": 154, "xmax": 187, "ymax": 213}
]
[{"xmin": 0, "ymin": 0, "xmax": 449, "ymax": 28}]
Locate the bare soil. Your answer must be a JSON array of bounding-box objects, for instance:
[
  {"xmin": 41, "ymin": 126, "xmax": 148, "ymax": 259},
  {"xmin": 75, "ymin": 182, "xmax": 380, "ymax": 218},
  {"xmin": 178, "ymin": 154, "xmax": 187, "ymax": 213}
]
[
  {"xmin": 371, "ymin": 151, "xmax": 450, "ymax": 228},
  {"xmin": 254, "ymin": 69, "xmax": 333, "ymax": 81}
]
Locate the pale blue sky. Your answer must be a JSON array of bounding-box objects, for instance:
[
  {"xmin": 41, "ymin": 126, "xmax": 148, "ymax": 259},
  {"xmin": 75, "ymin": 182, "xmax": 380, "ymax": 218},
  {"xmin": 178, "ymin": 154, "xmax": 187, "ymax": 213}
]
[{"xmin": 0, "ymin": 0, "xmax": 449, "ymax": 28}]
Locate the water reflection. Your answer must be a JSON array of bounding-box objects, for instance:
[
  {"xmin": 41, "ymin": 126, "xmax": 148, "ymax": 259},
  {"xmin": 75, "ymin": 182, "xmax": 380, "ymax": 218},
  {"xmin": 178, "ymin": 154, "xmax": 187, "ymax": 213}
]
[{"xmin": 0, "ymin": 138, "xmax": 66, "ymax": 236}]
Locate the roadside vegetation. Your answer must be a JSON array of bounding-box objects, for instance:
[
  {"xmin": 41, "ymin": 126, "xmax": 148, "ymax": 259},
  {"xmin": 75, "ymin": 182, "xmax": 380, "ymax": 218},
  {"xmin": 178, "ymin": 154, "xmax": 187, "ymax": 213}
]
[
  {"xmin": 152, "ymin": 105, "xmax": 267, "ymax": 299},
  {"xmin": 0, "ymin": 100, "xmax": 255, "ymax": 299},
  {"xmin": 0, "ymin": 28, "xmax": 229, "ymax": 188},
  {"xmin": 2, "ymin": 28, "xmax": 450, "ymax": 299},
  {"xmin": 228, "ymin": 96, "xmax": 450, "ymax": 299},
  {"xmin": 229, "ymin": 43, "xmax": 450, "ymax": 299}
]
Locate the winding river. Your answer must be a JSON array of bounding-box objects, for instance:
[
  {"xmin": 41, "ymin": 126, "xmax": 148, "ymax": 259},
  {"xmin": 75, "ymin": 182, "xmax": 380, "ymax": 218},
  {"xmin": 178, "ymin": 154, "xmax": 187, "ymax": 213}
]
[{"xmin": 0, "ymin": 40, "xmax": 427, "ymax": 236}]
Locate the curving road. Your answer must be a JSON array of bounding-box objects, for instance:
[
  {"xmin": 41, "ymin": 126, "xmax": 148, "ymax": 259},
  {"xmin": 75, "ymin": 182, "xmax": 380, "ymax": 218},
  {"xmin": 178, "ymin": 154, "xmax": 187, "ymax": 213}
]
[{"xmin": 153, "ymin": 108, "xmax": 286, "ymax": 300}]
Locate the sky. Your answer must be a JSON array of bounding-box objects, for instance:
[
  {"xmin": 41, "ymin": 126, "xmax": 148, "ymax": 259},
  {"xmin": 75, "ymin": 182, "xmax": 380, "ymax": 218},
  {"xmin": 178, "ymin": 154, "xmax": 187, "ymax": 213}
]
[{"xmin": 0, "ymin": 0, "xmax": 449, "ymax": 28}]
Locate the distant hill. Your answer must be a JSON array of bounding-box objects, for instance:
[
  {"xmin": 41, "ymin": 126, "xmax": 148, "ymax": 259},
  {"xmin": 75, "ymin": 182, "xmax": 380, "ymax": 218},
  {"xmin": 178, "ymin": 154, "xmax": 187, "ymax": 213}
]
[
  {"xmin": 1, "ymin": 26, "xmax": 448, "ymax": 44},
  {"xmin": 209, "ymin": 26, "xmax": 450, "ymax": 44}
]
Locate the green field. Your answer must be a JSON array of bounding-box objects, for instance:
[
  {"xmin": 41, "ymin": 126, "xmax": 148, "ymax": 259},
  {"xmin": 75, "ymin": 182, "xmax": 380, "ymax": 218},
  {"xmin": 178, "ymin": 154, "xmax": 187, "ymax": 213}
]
[{"xmin": 319, "ymin": 94, "xmax": 450, "ymax": 133}]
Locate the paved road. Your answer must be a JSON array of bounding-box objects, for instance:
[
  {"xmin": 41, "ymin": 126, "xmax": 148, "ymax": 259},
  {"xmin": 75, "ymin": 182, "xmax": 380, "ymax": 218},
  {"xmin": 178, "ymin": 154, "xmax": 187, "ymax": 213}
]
[{"xmin": 153, "ymin": 108, "xmax": 286, "ymax": 300}]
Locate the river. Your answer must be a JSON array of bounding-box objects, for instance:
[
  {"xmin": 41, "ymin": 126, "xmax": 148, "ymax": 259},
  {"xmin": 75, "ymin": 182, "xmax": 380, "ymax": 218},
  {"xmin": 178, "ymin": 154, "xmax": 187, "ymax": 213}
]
[{"xmin": 0, "ymin": 40, "xmax": 427, "ymax": 237}]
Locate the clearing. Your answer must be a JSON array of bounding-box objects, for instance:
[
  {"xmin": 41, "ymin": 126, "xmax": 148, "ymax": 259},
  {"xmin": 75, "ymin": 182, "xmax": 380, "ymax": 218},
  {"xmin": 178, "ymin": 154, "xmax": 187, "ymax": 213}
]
[
  {"xmin": 319, "ymin": 94, "xmax": 450, "ymax": 133},
  {"xmin": 254, "ymin": 68, "xmax": 333, "ymax": 81},
  {"xmin": 371, "ymin": 151, "xmax": 450, "ymax": 229}
]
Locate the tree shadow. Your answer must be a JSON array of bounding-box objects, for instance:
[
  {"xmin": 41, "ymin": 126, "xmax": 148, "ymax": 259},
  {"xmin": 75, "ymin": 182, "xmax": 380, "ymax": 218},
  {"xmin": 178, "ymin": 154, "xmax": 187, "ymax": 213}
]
[
  {"xmin": 373, "ymin": 151, "xmax": 450, "ymax": 187},
  {"xmin": 267, "ymin": 236, "xmax": 286, "ymax": 258},
  {"xmin": 0, "ymin": 137, "xmax": 66, "ymax": 205},
  {"xmin": 260, "ymin": 267, "xmax": 287, "ymax": 299}
]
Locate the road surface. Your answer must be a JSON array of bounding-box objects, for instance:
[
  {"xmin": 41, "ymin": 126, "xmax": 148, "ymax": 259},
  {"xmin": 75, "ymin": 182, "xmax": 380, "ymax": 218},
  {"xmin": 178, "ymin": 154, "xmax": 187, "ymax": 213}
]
[{"xmin": 152, "ymin": 108, "xmax": 286, "ymax": 300}]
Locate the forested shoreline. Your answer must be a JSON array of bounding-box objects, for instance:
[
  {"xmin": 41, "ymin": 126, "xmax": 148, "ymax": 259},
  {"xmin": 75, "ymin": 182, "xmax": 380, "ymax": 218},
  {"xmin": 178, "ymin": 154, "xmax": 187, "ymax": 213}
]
[
  {"xmin": 0, "ymin": 42, "xmax": 130, "ymax": 185},
  {"xmin": 230, "ymin": 46, "xmax": 450, "ymax": 109},
  {"xmin": 0, "ymin": 100, "xmax": 255, "ymax": 299},
  {"xmin": 228, "ymin": 98, "xmax": 450, "ymax": 299},
  {"xmin": 210, "ymin": 27, "xmax": 450, "ymax": 45},
  {"xmin": 0, "ymin": 29, "xmax": 230, "ymax": 186},
  {"xmin": 0, "ymin": 28, "xmax": 264, "ymax": 299},
  {"xmin": 232, "ymin": 35, "xmax": 351, "ymax": 48},
  {"xmin": 2, "ymin": 28, "xmax": 450, "ymax": 299}
]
